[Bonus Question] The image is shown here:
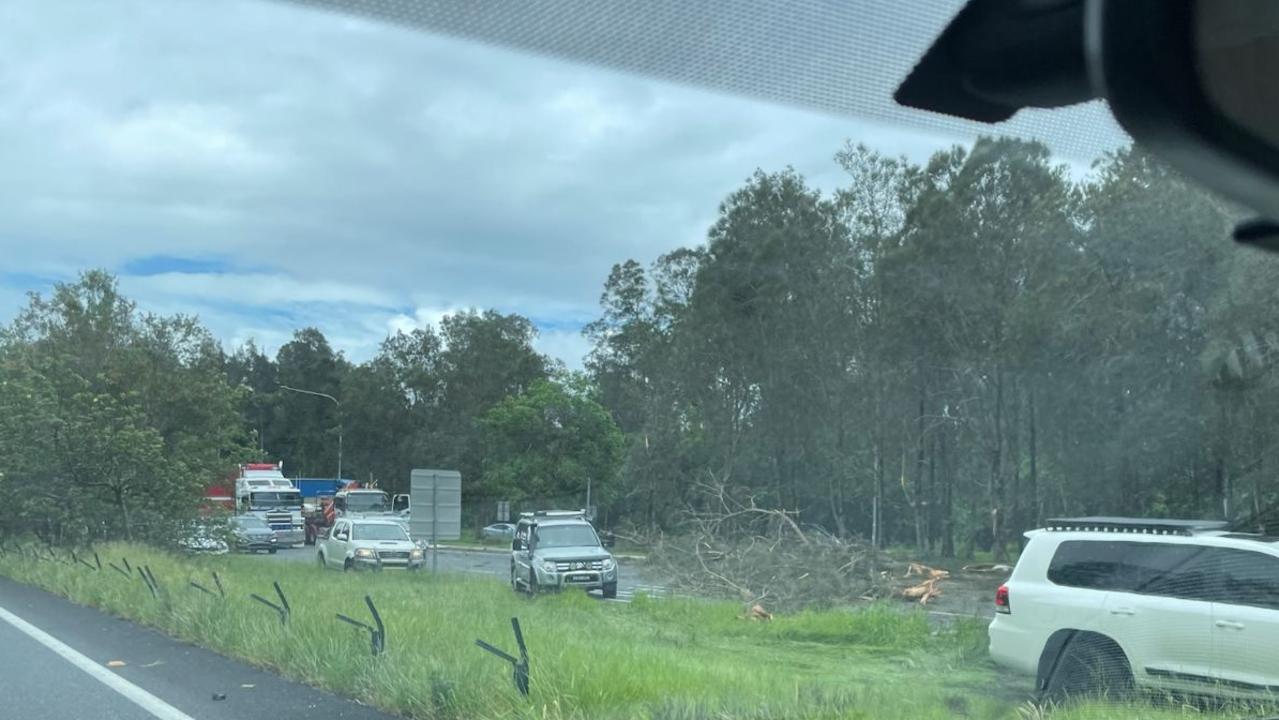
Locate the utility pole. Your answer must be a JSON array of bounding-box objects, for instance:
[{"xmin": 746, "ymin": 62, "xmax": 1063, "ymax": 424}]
[{"xmin": 278, "ymin": 384, "xmax": 342, "ymax": 484}]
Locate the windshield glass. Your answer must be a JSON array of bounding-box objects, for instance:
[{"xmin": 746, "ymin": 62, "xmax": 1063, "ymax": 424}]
[
  {"xmin": 4, "ymin": 2, "xmax": 1279, "ymax": 719},
  {"xmin": 344, "ymin": 494, "xmax": 388, "ymax": 512},
  {"xmin": 231, "ymin": 516, "xmax": 270, "ymax": 531},
  {"xmin": 534, "ymin": 525, "xmax": 601, "ymax": 549},
  {"xmin": 249, "ymin": 492, "xmax": 301, "ymax": 509},
  {"xmin": 352, "ymin": 523, "xmax": 409, "ymax": 542}
]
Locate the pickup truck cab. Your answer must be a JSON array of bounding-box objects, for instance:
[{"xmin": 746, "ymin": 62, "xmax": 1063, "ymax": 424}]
[
  {"xmin": 510, "ymin": 510, "xmax": 617, "ymax": 598},
  {"xmin": 317, "ymin": 518, "xmax": 424, "ymax": 571}
]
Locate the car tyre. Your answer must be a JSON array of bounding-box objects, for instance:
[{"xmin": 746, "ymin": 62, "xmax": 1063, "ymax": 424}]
[
  {"xmin": 268, "ymin": 548, "xmax": 277, "ymax": 554},
  {"xmin": 343, "ymin": 558, "xmax": 354, "ymax": 573},
  {"xmin": 1039, "ymin": 633, "xmax": 1133, "ymax": 705},
  {"xmin": 602, "ymin": 582, "xmax": 617, "ymax": 599}
]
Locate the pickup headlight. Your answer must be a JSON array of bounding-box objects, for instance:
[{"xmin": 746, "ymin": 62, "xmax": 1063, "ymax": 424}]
[
  {"xmin": 354, "ymin": 548, "xmax": 375, "ymax": 559},
  {"xmin": 540, "ymin": 560, "xmax": 558, "ymax": 573},
  {"xmin": 602, "ymin": 557, "xmax": 615, "ymax": 571},
  {"xmin": 410, "ymin": 548, "xmax": 424, "ymax": 560},
  {"xmin": 269, "ymin": 535, "xmax": 278, "ymax": 543}
]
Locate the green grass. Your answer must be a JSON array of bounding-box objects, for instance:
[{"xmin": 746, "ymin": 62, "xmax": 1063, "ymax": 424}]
[{"xmin": 0, "ymin": 544, "xmax": 1247, "ymax": 720}]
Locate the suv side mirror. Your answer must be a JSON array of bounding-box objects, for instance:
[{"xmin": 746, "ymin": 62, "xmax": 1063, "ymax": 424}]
[
  {"xmin": 513, "ymin": 538, "xmax": 525, "ymax": 551},
  {"xmin": 334, "ymin": 531, "xmax": 349, "ymax": 541},
  {"xmin": 601, "ymin": 532, "xmax": 615, "ymax": 549}
]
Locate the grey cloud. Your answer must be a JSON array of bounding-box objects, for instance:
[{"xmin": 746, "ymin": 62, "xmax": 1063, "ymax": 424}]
[{"xmin": 0, "ymin": 0, "xmax": 1010, "ymax": 366}]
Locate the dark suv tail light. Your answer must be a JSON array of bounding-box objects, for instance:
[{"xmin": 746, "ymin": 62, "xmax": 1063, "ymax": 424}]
[{"xmin": 995, "ymin": 583, "xmax": 1011, "ymax": 614}]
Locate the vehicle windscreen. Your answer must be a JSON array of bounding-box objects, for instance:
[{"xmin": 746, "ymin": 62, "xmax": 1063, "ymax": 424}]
[
  {"xmin": 345, "ymin": 494, "xmax": 388, "ymax": 512},
  {"xmin": 249, "ymin": 492, "xmax": 300, "ymax": 509},
  {"xmin": 6, "ymin": 1, "xmax": 1278, "ymax": 718},
  {"xmin": 534, "ymin": 525, "xmax": 600, "ymax": 549},
  {"xmin": 232, "ymin": 516, "xmax": 270, "ymax": 531},
  {"xmin": 352, "ymin": 524, "xmax": 409, "ymax": 542}
]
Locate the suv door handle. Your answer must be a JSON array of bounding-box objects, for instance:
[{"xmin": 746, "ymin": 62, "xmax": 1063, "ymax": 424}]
[
  {"xmin": 1215, "ymin": 620, "xmax": 1245, "ymax": 630},
  {"xmin": 1109, "ymin": 607, "xmax": 1136, "ymax": 616}
]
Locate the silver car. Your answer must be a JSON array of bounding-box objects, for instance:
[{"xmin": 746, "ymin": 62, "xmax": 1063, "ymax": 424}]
[
  {"xmin": 317, "ymin": 518, "xmax": 425, "ymax": 571},
  {"xmin": 510, "ymin": 511, "xmax": 617, "ymax": 598}
]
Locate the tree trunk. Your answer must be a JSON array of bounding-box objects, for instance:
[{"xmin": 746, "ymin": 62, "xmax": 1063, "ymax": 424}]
[
  {"xmin": 872, "ymin": 366, "xmax": 885, "ymax": 549},
  {"xmin": 927, "ymin": 433, "xmax": 938, "ymax": 553},
  {"xmin": 114, "ymin": 486, "xmax": 133, "ymax": 542},
  {"xmin": 1028, "ymin": 385, "xmax": 1040, "ymax": 527},
  {"xmin": 912, "ymin": 386, "xmax": 927, "ymax": 551},
  {"xmin": 941, "ymin": 423, "xmax": 955, "ymax": 557},
  {"xmin": 991, "ymin": 367, "xmax": 1007, "ymax": 562}
]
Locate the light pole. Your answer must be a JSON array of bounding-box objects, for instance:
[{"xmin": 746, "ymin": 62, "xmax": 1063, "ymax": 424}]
[{"xmin": 278, "ymin": 384, "xmax": 342, "ymax": 483}]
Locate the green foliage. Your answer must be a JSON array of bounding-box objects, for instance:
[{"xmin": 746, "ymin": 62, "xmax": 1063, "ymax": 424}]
[
  {"xmin": 0, "ymin": 271, "xmax": 249, "ymax": 543},
  {"xmin": 479, "ymin": 377, "xmax": 623, "ymax": 503},
  {"xmin": 580, "ymin": 138, "xmax": 1270, "ymax": 562}
]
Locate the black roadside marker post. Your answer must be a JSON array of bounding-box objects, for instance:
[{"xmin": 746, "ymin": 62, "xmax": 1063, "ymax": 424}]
[
  {"xmin": 191, "ymin": 571, "xmax": 225, "ymax": 598},
  {"xmin": 73, "ymin": 550, "xmax": 96, "ymax": 571},
  {"xmin": 143, "ymin": 565, "xmax": 161, "ymax": 593},
  {"xmin": 334, "ymin": 595, "xmax": 386, "ymax": 656},
  {"xmin": 109, "ymin": 562, "xmax": 131, "ymax": 578},
  {"xmin": 250, "ymin": 581, "xmax": 290, "ymax": 626},
  {"xmin": 93, "ymin": 552, "xmax": 102, "ymax": 571},
  {"xmin": 121, "ymin": 557, "xmax": 132, "ymax": 574},
  {"xmin": 475, "ymin": 618, "xmax": 530, "ymax": 696},
  {"xmin": 138, "ymin": 565, "xmax": 158, "ymax": 600},
  {"xmin": 189, "ymin": 580, "xmax": 217, "ymax": 596}
]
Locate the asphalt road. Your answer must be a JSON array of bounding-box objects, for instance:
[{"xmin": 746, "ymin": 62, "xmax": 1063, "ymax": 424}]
[
  {"xmin": 259, "ymin": 544, "xmax": 669, "ymax": 601},
  {"xmin": 0, "ymin": 575, "xmax": 397, "ymax": 720}
]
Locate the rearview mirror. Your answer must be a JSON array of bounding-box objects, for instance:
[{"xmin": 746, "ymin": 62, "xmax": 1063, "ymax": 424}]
[{"xmin": 896, "ymin": 0, "xmax": 1279, "ymax": 244}]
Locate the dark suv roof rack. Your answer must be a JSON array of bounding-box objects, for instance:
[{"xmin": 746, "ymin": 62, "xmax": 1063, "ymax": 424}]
[
  {"xmin": 1045, "ymin": 517, "xmax": 1229, "ymax": 537},
  {"xmin": 518, "ymin": 509, "xmax": 587, "ymax": 520}
]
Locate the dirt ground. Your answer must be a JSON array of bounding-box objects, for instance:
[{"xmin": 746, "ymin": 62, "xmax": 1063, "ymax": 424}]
[{"xmin": 893, "ymin": 562, "xmax": 1010, "ymax": 620}]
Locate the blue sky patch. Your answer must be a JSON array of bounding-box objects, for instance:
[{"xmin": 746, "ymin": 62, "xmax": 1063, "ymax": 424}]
[
  {"xmin": 0, "ymin": 271, "xmax": 63, "ymax": 290},
  {"xmin": 120, "ymin": 256, "xmax": 236, "ymax": 277}
]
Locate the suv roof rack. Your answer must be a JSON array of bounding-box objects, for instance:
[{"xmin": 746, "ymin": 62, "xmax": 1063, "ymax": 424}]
[
  {"xmin": 1045, "ymin": 517, "xmax": 1229, "ymax": 536},
  {"xmin": 519, "ymin": 509, "xmax": 586, "ymax": 520}
]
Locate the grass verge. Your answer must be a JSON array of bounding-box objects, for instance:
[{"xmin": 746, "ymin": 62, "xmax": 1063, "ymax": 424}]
[{"xmin": 0, "ymin": 543, "xmax": 1247, "ymax": 719}]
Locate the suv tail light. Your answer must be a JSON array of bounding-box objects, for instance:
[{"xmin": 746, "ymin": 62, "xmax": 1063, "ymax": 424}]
[{"xmin": 995, "ymin": 583, "xmax": 1011, "ymax": 614}]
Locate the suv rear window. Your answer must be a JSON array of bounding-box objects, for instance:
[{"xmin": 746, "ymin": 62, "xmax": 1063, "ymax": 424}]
[{"xmin": 1047, "ymin": 540, "xmax": 1216, "ymax": 600}]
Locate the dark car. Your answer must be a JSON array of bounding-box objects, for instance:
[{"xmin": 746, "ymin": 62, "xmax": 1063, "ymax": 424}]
[{"xmin": 230, "ymin": 515, "xmax": 279, "ymax": 553}]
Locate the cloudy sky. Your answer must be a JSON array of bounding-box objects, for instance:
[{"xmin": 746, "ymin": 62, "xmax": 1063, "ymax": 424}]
[{"xmin": 0, "ymin": 0, "xmax": 1126, "ymax": 366}]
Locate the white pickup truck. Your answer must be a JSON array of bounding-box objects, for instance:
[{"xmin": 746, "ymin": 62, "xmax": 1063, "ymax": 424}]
[{"xmin": 316, "ymin": 518, "xmax": 424, "ymax": 571}]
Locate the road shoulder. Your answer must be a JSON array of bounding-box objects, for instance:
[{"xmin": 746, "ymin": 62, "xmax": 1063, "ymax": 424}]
[{"xmin": 0, "ymin": 575, "xmax": 396, "ymax": 720}]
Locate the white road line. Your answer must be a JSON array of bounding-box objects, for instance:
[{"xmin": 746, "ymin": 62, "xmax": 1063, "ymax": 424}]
[{"xmin": 0, "ymin": 604, "xmax": 196, "ymax": 720}]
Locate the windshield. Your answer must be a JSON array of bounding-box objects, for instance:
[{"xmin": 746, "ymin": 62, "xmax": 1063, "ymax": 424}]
[
  {"xmin": 231, "ymin": 516, "xmax": 270, "ymax": 531},
  {"xmin": 3, "ymin": 2, "xmax": 1278, "ymax": 719},
  {"xmin": 352, "ymin": 524, "xmax": 409, "ymax": 542},
  {"xmin": 249, "ymin": 492, "xmax": 301, "ymax": 509},
  {"xmin": 344, "ymin": 494, "xmax": 388, "ymax": 512},
  {"xmin": 534, "ymin": 525, "xmax": 601, "ymax": 549}
]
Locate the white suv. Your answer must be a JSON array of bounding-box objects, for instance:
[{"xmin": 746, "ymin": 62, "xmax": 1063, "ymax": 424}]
[{"xmin": 989, "ymin": 517, "xmax": 1279, "ymax": 703}]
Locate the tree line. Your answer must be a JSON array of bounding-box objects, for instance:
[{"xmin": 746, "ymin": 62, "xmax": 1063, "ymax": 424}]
[{"xmin": 2, "ymin": 136, "xmax": 1275, "ymax": 556}]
